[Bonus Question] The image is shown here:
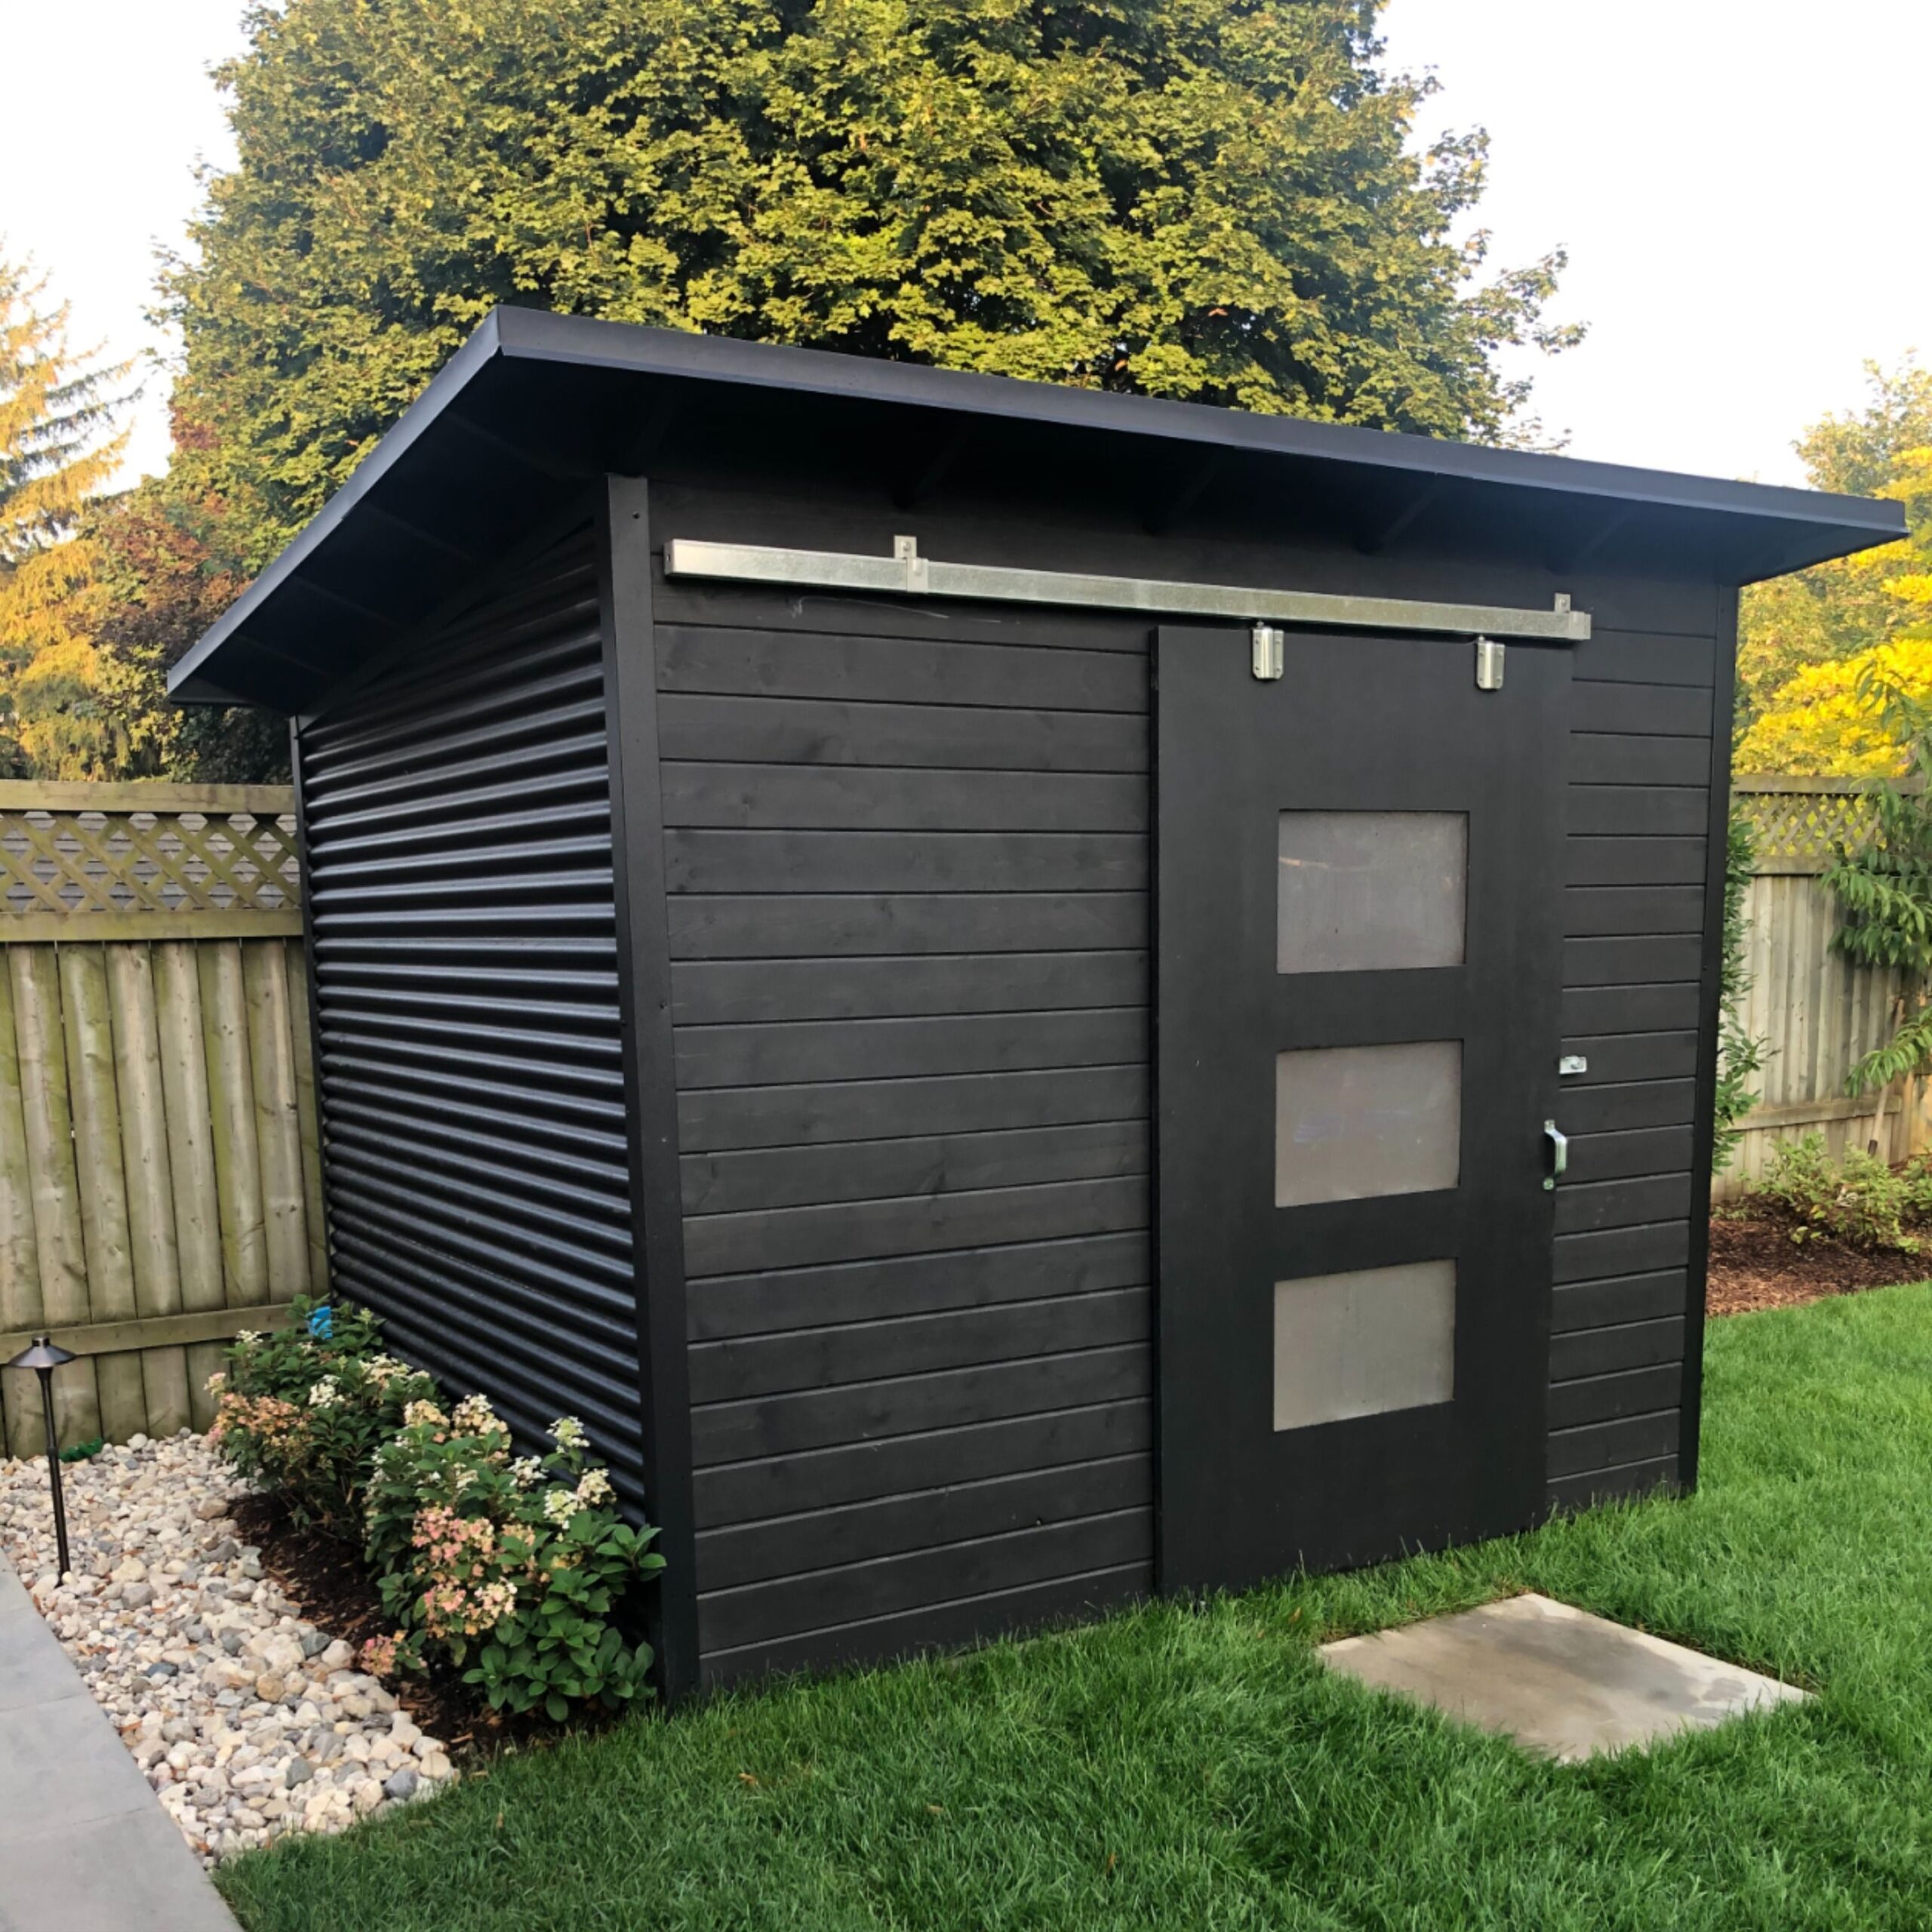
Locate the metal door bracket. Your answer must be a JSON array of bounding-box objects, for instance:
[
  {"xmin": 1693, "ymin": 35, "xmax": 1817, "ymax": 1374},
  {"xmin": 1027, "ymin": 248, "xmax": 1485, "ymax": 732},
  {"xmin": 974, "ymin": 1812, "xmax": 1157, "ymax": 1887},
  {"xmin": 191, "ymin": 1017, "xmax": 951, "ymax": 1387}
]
[
  {"xmin": 1251, "ymin": 623, "xmax": 1285, "ymax": 681},
  {"xmin": 892, "ymin": 534, "xmax": 929, "ymax": 593},
  {"xmin": 1475, "ymin": 637, "xmax": 1505, "ymax": 691}
]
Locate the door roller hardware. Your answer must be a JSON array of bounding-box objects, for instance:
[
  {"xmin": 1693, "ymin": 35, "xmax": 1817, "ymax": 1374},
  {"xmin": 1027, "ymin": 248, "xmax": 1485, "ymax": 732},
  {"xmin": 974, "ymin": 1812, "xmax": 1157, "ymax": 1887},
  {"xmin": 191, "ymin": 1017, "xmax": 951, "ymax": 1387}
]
[
  {"xmin": 1559, "ymin": 1054, "xmax": 1589, "ymax": 1076},
  {"xmin": 1543, "ymin": 1120, "xmax": 1568, "ymax": 1190},
  {"xmin": 1475, "ymin": 637, "xmax": 1505, "ymax": 691},
  {"xmin": 1251, "ymin": 623, "xmax": 1285, "ymax": 681}
]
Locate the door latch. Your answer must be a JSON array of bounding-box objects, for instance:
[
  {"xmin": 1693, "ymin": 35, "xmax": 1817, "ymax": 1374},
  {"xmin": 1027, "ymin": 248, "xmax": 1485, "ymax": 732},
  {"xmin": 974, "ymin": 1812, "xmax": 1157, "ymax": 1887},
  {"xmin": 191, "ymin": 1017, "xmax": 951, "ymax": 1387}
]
[{"xmin": 1543, "ymin": 1120, "xmax": 1567, "ymax": 1191}]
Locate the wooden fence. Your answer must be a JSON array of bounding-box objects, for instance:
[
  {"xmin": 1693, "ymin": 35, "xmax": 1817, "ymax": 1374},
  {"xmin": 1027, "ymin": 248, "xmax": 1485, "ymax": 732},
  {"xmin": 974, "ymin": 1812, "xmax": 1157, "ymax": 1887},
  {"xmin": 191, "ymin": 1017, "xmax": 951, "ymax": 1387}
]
[
  {"xmin": 0, "ymin": 783, "xmax": 323, "ymax": 1457},
  {"xmin": 1718, "ymin": 776, "xmax": 1930, "ymax": 1196}
]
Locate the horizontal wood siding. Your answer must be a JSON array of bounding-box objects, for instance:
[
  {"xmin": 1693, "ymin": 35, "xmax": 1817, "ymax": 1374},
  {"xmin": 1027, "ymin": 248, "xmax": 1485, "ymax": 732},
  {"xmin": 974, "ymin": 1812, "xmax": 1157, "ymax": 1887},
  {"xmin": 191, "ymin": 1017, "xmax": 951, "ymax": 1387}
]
[
  {"xmin": 659, "ymin": 574, "xmax": 1155, "ymax": 1683},
  {"xmin": 296, "ymin": 536, "xmax": 649, "ymax": 1498},
  {"xmin": 1550, "ymin": 623, "xmax": 1718, "ymax": 1509}
]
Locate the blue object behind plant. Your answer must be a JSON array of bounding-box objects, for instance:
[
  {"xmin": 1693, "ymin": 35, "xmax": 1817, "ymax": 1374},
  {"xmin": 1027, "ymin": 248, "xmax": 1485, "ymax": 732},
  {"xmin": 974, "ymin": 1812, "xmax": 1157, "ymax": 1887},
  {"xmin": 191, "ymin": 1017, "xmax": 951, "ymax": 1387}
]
[{"xmin": 308, "ymin": 1304, "xmax": 334, "ymax": 1340}]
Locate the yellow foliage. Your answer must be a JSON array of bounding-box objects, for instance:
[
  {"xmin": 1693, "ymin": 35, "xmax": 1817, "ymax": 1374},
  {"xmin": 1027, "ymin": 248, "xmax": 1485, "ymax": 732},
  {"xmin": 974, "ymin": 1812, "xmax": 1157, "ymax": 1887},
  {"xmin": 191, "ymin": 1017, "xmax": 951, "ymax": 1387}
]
[{"xmin": 1736, "ymin": 637, "xmax": 1932, "ymax": 777}]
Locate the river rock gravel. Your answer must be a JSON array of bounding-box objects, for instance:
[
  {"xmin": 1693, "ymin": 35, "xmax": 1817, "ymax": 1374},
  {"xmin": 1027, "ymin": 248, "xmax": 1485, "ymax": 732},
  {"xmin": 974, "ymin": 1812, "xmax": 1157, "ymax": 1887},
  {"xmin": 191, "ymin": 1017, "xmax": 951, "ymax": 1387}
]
[{"xmin": 0, "ymin": 1429, "xmax": 457, "ymax": 1864}]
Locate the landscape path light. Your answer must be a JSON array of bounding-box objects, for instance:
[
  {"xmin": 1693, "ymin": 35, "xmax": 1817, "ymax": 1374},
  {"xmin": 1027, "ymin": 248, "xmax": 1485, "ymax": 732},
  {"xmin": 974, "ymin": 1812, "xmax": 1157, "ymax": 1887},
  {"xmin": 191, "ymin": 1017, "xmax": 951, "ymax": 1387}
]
[{"xmin": 5, "ymin": 1336, "xmax": 76, "ymax": 1579}]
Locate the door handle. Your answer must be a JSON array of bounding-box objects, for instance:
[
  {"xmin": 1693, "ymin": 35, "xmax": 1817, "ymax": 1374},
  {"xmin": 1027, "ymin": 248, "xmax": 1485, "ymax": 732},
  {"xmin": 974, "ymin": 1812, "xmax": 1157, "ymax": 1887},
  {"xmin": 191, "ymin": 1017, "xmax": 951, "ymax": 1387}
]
[{"xmin": 1543, "ymin": 1120, "xmax": 1567, "ymax": 1191}]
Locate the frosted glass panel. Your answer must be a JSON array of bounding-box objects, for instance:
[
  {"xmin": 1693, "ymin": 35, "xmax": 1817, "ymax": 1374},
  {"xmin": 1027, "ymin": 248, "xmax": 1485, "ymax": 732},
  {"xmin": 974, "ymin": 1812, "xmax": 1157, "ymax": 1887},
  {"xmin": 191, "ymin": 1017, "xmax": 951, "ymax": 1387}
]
[
  {"xmin": 1277, "ymin": 812, "xmax": 1467, "ymax": 974},
  {"xmin": 1273, "ymin": 1260, "xmax": 1457, "ymax": 1430},
  {"xmin": 1275, "ymin": 1040, "xmax": 1461, "ymax": 1206}
]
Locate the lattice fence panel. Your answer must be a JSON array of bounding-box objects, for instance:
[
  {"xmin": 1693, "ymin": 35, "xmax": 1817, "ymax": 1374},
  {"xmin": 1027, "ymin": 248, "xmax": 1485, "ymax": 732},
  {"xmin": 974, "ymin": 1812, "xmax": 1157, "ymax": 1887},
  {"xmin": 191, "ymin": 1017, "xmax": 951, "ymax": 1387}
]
[
  {"xmin": 0, "ymin": 783, "xmax": 301, "ymax": 935},
  {"xmin": 1734, "ymin": 781, "xmax": 1889, "ymax": 875}
]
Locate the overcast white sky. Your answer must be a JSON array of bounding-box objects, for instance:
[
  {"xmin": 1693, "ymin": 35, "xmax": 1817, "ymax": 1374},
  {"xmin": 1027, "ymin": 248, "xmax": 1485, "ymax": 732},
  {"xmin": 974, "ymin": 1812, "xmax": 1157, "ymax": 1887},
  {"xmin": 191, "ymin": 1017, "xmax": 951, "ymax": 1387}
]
[{"xmin": 2, "ymin": 0, "xmax": 1925, "ymax": 491}]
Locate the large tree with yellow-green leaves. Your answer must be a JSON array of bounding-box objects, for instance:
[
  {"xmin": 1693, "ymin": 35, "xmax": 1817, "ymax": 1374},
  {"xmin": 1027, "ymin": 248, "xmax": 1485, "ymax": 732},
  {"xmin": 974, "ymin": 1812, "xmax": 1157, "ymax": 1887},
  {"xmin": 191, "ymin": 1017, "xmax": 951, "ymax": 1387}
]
[
  {"xmin": 165, "ymin": 0, "xmax": 1581, "ymax": 569},
  {"xmin": 0, "ymin": 253, "xmax": 135, "ymax": 778},
  {"xmin": 1735, "ymin": 361, "xmax": 1932, "ymax": 775}
]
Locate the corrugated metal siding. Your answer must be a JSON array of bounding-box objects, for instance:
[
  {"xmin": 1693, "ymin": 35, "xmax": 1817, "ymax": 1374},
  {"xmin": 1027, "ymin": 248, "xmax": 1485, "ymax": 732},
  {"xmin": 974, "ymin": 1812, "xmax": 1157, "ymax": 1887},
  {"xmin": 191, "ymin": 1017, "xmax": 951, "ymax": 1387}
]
[
  {"xmin": 655, "ymin": 574, "xmax": 1155, "ymax": 1684},
  {"xmin": 1549, "ymin": 620, "xmax": 1717, "ymax": 1511},
  {"xmin": 295, "ymin": 533, "xmax": 648, "ymax": 1497}
]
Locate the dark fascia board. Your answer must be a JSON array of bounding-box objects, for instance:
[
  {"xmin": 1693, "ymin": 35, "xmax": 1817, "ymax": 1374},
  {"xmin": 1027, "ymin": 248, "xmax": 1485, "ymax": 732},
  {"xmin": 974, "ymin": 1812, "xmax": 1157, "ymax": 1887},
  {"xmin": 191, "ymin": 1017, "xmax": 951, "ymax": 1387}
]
[{"xmin": 171, "ymin": 306, "xmax": 1908, "ymax": 707}]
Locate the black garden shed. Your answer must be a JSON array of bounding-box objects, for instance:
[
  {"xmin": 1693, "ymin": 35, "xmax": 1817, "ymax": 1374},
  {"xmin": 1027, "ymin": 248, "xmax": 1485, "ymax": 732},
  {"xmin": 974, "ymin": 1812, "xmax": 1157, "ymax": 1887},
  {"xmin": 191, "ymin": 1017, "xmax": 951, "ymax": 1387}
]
[{"xmin": 172, "ymin": 310, "xmax": 1904, "ymax": 1700}]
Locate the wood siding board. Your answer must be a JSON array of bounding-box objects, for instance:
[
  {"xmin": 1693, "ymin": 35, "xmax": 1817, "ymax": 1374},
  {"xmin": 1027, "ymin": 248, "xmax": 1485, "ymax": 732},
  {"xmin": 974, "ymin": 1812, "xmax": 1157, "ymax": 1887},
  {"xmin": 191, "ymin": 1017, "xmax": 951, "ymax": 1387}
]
[
  {"xmin": 1547, "ymin": 1457, "xmax": 1678, "ymax": 1513},
  {"xmin": 687, "ymin": 1286, "xmax": 1152, "ymax": 1405},
  {"xmin": 683, "ymin": 1175, "xmax": 1149, "ymax": 1278},
  {"xmin": 1551, "ymin": 1272, "xmax": 1690, "ymax": 1334},
  {"xmin": 694, "ymin": 1455, "xmax": 1152, "ymax": 1591},
  {"xmin": 668, "ymin": 891, "xmax": 1147, "ymax": 961},
  {"xmin": 657, "ymin": 692, "xmax": 1149, "ymax": 774},
  {"xmin": 698, "ymin": 1562, "xmax": 1151, "ymax": 1686},
  {"xmin": 665, "ymin": 829, "xmax": 1147, "ymax": 896},
  {"xmin": 689, "ymin": 1343, "xmax": 1152, "ymax": 1468},
  {"xmin": 1547, "ymin": 1364, "xmax": 1684, "ymax": 1430},
  {"xmin": 692, "ymin": 1399, "xmax": 1153, "ymax": 1527},
  {"xmin": 1564, "ymin": 1127, "xmax": 1697, "ymax": 1184},
  {"xmin": 678, "ymin": 1064, "xmax": 1149, "ymax": 1154},
  {"xmin": 1553, "ymin": 1220, "xmax": 1690, "ymax": 1284},
  {"xmin": 659, "ymin": 763, "xmax": 1149, "ymax": 834},
  {"xmin": 1563, "ymin": 936, "xmax": 1705, "ymax": 986},
  {"xmin": 1567, "ymin": 787, "xmax": 1709, "ymax": 837},
  {"xmin": 1570, "ymin": 735, "xmax": 1711, "ymax": 787},
  {"xmin": 1568, "ymin": 682, "xmax": 1713, "ymax": 737},
  {"xmin": 1551, "ymin": 1174, "xmax": 1696, "ymax": 1235},
  {"xmin": 680, "ymin": 1119, "xmax": 1149, "ymax": 1215},
  {"xmin": 671, "ymin": 951, "xmax": 1148, "ymax": 1026},
  {"xmin": 1566, "ymin": 838, "xmax": 1708, "ymax": 887},
  {"xmin": 1547, "ymin": 1410, "xmax": 1680, "ymax": 1478},
  {"xmin": 1558, "ymin": 1032, "xmax": 1700, "ymax": 1084},
  {"xmin": 697, "ymin": 1506, "xmax": 1152, "ymax": 1652},
  {"xmin": 1564, "ymin": 886, "xmax": 1706, "ymax": 937},
  {"xmin": 674, "ymin": 1008, "xmax": 1147, "ymax": 1090},
  {"xmin": 1549, "ymin": 1316, "xmax": 1686, "ymax": 1381},
  {"xmin": 654, "ymin": 624, "xmax": 1149, "ymax": 714},
  {"xmin": 687, "ymin": 1232, "xmax": 1150, "ymax": 1341},
  {"xmin": 1560, "ymin": 986, "xmax": 1702, "ymax": 1038},
  {"xmin": 1558, "ymin": 1080, "xmax": 1697, "ymax": 1134}
]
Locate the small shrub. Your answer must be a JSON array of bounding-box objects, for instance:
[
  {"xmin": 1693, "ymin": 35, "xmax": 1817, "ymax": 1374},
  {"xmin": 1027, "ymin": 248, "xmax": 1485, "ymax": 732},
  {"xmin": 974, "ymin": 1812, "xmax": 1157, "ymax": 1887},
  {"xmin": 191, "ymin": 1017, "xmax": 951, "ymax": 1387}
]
[
  {"xmin": 209, "ymin": 1295, "xmax": 438, "ymax": 1536},
  {"xmin": 1756, "ymin": 1134, "xmax": 1920, "ymax": 1250},
  {"xmin": 361, "ymin": 1401, "xmax": 663, "ymax": 1721}
]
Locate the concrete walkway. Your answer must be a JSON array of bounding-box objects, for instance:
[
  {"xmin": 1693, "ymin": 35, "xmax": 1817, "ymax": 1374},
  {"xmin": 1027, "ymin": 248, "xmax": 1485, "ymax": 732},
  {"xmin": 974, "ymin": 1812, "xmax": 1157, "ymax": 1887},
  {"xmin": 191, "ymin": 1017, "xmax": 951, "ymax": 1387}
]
[{"xmin": 0, "ymin": 1556, "xmax": 238, "ymax": 1932}]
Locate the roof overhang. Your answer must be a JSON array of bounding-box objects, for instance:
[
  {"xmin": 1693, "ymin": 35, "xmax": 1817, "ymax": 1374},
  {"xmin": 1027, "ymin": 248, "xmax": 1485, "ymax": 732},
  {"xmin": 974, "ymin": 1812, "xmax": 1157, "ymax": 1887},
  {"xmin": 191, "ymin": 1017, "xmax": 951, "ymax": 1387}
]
[{"xmin": 172, "ymin": 306, "xmax": 1909, "ymax": 711}]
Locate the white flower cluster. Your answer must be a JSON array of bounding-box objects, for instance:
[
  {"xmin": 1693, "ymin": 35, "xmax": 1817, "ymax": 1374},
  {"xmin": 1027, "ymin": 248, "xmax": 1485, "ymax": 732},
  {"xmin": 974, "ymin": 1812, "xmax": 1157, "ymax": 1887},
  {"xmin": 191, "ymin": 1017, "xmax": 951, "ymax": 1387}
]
[
  {"xmin": 402, "ymin": 1399, "xmax": 448, "ymax": 1429},
  {"xmin": 306, "ymin": 1376, "xmax": 341, "ymax": 1408},
  {"xmin": 542, "ymin": 1488, "xmax": 580, "ymax": 1526},
  {"xmin": 452, "ymin": 1392, "xmax": 507, "ymax": 1436},
  {"xmin": 549, "ymin": 1415, "xmax": 588, "ymax": 1451},
  {"xmin": 235, "ymin": 1330, "xmax": 262, "ymax": 1346},
  {"xmin": 574, "ymin": 1468, "xmax": 614, "ymax": 1511},
  {"xmin": 365, "ymin": 1354, "xmax": 410, "ymax": 1386},
  {"xmin": 510, "ymin": 1457, "xmax": 544, "ymax": 1489}
]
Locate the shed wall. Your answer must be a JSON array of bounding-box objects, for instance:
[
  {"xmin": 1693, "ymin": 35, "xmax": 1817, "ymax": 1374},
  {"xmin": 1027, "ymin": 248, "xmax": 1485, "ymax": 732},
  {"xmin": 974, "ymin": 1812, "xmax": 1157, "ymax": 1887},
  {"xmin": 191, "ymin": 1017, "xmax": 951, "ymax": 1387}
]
[
  {"xmin": 648, "ymin": 488, "xmax": 1726, "ymax": 1681},
  {"xmin": 294, "ymin": 531, "xmax": 651, "ymax": 1495}
]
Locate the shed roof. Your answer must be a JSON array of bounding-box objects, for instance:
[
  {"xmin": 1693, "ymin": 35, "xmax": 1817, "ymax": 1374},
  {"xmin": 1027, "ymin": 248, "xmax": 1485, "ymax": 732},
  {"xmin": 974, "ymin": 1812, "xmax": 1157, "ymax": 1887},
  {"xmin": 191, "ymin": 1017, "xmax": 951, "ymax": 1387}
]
[{"xmin": 172, "ymin": 307, "xmax": 1907, "ymax": 710}]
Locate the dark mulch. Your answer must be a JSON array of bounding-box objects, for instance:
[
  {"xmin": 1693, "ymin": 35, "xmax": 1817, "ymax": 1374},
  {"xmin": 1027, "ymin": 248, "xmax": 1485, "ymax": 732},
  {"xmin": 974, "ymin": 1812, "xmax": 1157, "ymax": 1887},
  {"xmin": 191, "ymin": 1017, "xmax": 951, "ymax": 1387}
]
[
  {"xmin": 1707, "ymin": 1209, "xmax": 1930, "ymax": 1316},
  {"xmin": 230, "ymin": 1494, "xmax": 488, "ymax": 1761}
]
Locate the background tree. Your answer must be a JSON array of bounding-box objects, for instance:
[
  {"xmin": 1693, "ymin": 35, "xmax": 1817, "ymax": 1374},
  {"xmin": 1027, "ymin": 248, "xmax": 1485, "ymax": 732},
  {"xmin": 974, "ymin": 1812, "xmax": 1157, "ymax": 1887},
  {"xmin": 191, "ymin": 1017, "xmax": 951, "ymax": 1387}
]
[
  {"xmin": 1736, "ymin": 361, "xmax": 1932, "ymax": 768},
  {"xmin": 0, "ymin": 252, "xmax": 134, "ymax": 777},
  {"xmin": 165, "ymin": 0, "xmax": 1580, "ymax": 568}
]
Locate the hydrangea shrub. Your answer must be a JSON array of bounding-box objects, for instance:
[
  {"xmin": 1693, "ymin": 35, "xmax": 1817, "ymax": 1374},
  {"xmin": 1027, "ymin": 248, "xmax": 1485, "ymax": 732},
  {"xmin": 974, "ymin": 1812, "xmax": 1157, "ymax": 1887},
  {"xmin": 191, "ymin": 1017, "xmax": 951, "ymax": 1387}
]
[
  {"xmin": 209, "ymin": 1297, "xmax": 663, "ymax": 1721},
  {"xmin": 362, "ymin": 1401, "xmax": 663, "ymax": 1721},
  {"xmin": 209, "ymin": 1294, "xmax": 438, "ymax": 1535}
]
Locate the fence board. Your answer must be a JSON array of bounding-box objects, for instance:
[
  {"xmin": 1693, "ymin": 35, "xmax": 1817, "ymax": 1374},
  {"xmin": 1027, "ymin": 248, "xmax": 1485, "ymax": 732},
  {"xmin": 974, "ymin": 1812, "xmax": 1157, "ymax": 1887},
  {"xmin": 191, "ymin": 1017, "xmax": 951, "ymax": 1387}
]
[
  {"xmin": 0, "ymin": 786, "xmax": 322, "ymax": 1451},
  {"xmin": 1720, "ymin": 780, "xmax": 1926, "ymax": 1195}
]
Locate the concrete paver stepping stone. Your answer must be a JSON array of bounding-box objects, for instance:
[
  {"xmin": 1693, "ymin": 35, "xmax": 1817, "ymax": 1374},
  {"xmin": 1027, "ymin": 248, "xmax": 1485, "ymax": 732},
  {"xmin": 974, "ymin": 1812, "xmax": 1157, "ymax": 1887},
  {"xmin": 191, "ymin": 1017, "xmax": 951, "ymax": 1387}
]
[
  {"xmin": 0, "ymin": 1556, "xmax": 238, "ymax": 1932},
  {"xmin": 1320, "ymin": 1591, "xmax": 1807, "ymax": 1762}
]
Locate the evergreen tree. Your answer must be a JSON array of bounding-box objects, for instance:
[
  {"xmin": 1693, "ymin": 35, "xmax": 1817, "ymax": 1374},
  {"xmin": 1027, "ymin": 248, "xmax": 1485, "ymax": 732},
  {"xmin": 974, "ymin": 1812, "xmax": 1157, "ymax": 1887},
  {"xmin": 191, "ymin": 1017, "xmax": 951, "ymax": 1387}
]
[
  {"xmin": 166, "ymin": 0, "xmax": 1580, "ymax": 568},
  {"xmin": 0, "ymin": 251, "xmax": 136, "ymax": 777}
]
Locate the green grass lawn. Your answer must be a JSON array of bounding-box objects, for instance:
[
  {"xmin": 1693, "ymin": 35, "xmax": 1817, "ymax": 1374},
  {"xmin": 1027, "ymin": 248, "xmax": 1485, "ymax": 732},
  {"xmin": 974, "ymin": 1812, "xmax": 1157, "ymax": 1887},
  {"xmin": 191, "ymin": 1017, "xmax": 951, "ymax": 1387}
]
[{"xmin": 217, "ymin": 1284, "xmax": 1932, "ymax": 1931}]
